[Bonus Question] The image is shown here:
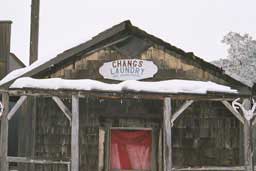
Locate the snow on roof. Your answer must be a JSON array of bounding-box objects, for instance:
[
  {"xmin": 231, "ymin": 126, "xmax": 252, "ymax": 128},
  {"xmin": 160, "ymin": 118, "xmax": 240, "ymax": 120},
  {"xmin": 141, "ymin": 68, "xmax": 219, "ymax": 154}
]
[
  {"xmin": 0, "ymin": 21, "xmax": 130, "ymax": 87},
  {"xmin": 0, "ymin": 58, "xmax": 50, "ymax": 86},
  {"xmin": 10, "ymin": 77, "xmax": 238, "ymax": 94}
]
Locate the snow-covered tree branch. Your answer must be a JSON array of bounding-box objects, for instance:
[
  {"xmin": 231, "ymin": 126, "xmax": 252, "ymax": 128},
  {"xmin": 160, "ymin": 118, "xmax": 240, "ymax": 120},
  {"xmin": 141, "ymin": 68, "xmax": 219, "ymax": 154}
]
[{"xmin": 212, "ymin": 32, "xmax": 256, "ymax": 85}]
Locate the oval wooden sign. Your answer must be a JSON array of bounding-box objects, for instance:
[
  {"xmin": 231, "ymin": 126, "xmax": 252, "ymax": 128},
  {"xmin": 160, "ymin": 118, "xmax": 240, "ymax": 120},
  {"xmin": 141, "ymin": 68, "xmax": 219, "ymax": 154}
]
[{"xmin": 99, "ymin": 59, "xmax": 158, "ymax": 80}]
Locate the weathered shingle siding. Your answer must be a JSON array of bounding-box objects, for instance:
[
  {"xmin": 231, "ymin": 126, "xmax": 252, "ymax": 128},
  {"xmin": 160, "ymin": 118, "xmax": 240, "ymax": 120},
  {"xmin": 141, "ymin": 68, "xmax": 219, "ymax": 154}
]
[
  {"xmin": 173, "ymin": 101, "xmax": 241, "ymax": 166},
  {"xmin": 31, "ymin": 98, "xmax": 241, "ymax": 171}
]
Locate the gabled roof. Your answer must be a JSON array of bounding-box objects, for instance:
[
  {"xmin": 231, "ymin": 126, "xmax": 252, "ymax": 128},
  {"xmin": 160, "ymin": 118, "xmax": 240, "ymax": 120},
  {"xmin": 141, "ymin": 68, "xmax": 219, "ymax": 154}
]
[
  {"xmin": 0, "ymin": 20, "xmax": 253, "ymax": 92},
  {"xmin": 9, "ymin": 53, "xmax": 25, "ymax": 68}
]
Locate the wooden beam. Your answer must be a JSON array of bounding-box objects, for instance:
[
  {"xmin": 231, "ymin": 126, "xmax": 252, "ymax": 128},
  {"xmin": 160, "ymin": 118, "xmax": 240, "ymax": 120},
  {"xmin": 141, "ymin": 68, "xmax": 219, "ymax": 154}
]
[
  {"xmin": 7, "ymin": 156, "xmax": 70, "ymax": 165},
  {"xmin": 71, "ymin": 95, "xmax": 79, "ymax": 171},
  {"xmin": 7, "ymin": 96, "xmax": 27, "ymax": 120},
  {"xmin": 0, "ymin": 93, "xmax": 9, "ymax": 171},
  {"xmin": 171, "ymin": 100, "xmax": 193, "ymax": 124},
  {"xmin": 52, "ymin": 96, "xmax": 72, "ymax": 122},
  {"xmin": 244, "ymin": 120, "xmax": 254, "ymax": 171},
  {"xmin": 163, "ymin": 97, "xmax": 172, "ymax": 171},
  {"xmin": 243, "ymin": 99, "xmax": 254, "ymax": 171},
  {"xmin": 152, "ymin": 128, "xmax": 158, "ymax": 171},
  {"xmin": 104, "ymin": 128, "xmax": 110, "ymax": 171},
  {"xmin": 3, "ymin": 88, "xmax": 250, "ymax": 101},
  {"xmin": 30, "ymin": 96, "xmax": 37, "ymax": 171},
  {"xmin": 173, "ymin": 166, "xmax": 245, "ymax": 171},
  {"xmin": 222, "ymin": 101, "xmax": 244, "ymax": 124}
]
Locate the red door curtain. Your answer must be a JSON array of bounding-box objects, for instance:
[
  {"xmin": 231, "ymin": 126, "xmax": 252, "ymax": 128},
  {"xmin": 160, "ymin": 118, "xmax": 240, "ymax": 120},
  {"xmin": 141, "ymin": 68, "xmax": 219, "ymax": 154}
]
[{"xmin": 111, "ymin": 130, "xmax": 152, "ymax": 171}]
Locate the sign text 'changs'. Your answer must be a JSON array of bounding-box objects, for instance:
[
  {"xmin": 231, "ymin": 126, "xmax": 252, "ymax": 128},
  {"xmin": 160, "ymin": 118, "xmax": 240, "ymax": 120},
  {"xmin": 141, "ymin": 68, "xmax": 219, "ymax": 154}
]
[{"xmin": 99, "ymin": 59, "xmax": 158, "ymax": 81}]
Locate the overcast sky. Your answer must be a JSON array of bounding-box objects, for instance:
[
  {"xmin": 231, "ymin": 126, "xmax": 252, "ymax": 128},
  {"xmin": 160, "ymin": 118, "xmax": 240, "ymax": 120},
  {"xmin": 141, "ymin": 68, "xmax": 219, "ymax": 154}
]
[{"xmin": 1, "ymin": 0, "xmax": 256, "ymax": 65}]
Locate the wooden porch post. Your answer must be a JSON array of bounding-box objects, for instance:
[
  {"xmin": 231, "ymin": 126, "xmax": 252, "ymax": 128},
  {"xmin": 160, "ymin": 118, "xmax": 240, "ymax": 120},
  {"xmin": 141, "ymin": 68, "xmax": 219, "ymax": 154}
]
[
  {"xmin": 244, "ymin": 120, "xmax": 254, "ymax": 171},
  {"xmin": 243, "ymin": 99, "xmax": 254, "ymax": 171},
  {"xmin": 163, "ymin": 97, "xmax": 172, "ymax": 171},
  {"xmin": 0, "ymin": 93, "xmax": 9, "ymax": 171},
  {"xmin": 71, "ymin": 95, "xmax": 79, "ymax": 171}
]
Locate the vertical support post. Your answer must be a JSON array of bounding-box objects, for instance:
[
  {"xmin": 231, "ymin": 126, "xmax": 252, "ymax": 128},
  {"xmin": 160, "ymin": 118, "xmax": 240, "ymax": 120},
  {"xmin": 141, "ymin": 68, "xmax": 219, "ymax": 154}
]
[
  {"xmin": 239, "ymin": 123, "xmax": 244, "ymax": 165},
  {"xmin": 244, "ymin": 120, "xmax": 254, "ymax": 171},
  {"xmin": 71, "ymin": 95, "xmax": 79, "ymax": 171},
  {"xmin": 163, "ymin": 97, "xmax": 172, "ymax": 171},
  {"xmin": 243, "ymin": 99, "xmax": 254, "ymax": 171},
  {"xmin": 0, "ymin": 93, "xmax": 9, "ymax": 171},
  {"xmin": 30, "ymin": 97, "xmax": 37, "ymax": 171}
]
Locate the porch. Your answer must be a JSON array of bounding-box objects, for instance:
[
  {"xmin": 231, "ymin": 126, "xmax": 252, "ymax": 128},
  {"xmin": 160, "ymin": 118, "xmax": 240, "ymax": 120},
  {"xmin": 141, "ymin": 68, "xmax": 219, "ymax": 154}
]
[{"xmin": 0, "ymin": 78, "xmax": 255, "ymax": 171}]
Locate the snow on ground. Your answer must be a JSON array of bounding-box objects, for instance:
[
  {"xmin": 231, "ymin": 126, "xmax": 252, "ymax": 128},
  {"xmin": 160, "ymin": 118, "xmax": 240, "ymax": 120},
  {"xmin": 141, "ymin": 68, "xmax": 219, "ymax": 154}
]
[{"xmin": 10, "ymin": 77, "xmax": 238, "ymax": 94}]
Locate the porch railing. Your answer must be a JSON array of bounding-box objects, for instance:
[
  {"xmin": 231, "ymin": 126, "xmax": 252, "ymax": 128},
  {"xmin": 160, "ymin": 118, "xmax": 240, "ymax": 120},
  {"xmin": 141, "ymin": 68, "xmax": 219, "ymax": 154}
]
[
  {"xmin": 173, "ymin": 166, "xmax": 246, "ymax": 171},
  {"xmin": 7, "ymin": 156, "xmax": 70, "ymax": 171}
]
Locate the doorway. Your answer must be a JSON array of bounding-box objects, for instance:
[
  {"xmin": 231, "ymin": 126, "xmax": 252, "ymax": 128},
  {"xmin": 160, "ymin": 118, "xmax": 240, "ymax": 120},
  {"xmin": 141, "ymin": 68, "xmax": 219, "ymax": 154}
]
[{"xmin": 110, "ymin": 129, "xmax": 152, "ymax": 171}]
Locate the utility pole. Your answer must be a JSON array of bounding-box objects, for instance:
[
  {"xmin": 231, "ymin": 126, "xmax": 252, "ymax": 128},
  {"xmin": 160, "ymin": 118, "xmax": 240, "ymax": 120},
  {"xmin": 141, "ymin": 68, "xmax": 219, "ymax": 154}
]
[{"xmin": 29, "ymin": 0, "xmax": 40, "ymax": 65}]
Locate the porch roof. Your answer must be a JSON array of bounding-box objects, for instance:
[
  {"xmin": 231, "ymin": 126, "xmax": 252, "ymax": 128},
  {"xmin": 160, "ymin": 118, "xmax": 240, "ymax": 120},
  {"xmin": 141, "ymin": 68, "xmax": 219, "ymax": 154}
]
[{"xmin": 1, "ymin": 77, "xmax": 251, "ymax": 100}]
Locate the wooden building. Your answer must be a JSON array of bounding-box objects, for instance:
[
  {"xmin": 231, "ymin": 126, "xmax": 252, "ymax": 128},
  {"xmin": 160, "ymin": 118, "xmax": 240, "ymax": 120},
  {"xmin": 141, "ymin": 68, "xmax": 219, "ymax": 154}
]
[
  {"xmin": 0, "ymin": 20, "xmax": 256, "ymax": 171},
  {"xmin": 0, "ymin": 21, "xmax": 25, "ymax": 162},
  {"xmin": 0, "ymin": 21, "xmax": 25, "ymax": 79}
]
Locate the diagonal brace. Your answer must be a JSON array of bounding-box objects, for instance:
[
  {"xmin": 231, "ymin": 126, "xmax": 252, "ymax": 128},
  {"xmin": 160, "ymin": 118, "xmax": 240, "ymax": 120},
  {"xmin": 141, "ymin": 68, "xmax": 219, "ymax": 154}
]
[
  {"xmin": 222, "ymin": 100, "xmax": 244, "ymax": 124},
  {"xmin": 7, "ymin": 96, "xmax": 27, "ymax": 120},
  {"xmin": 52, "ymin": 96, "xmax": 72, "ymax": 122},
  {"xmin": 171, "ymin": 100, "xmax": 194, "ymax": 125}
]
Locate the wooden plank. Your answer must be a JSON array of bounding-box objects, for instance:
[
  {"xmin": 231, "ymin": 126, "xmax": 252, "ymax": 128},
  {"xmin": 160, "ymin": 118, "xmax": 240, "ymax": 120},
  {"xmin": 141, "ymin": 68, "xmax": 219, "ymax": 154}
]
[
  {"xmin": 16, "ymin": 97, "xmax": 36, "ymax": 171},
  {"xmin": 30, "ymin": 97, "xmax": 37, "ymax": 171},
  {"xmin": 71, "ymin": 95, "xmax": 79, "ymax": 171},
  {"xmin": 98, "ymin": 128, "xmax": 105, "ymax": 171},
  {"xmin": 7, "ymin": 95, "xmax": 27, "ymax": 120},
  {"xmin": 222, "ymin": 101, "xmax": 244, "ymax": 124},
  {"xmin": 173, "ymin": 166, "xmax": 245, "ymax": 171},
  {"xmin": 104, "ymin": 128, "xmax": 110, "ymax": 171},
  {"xmin": 158, "ymin": 129, "xmax": 163, "ymax": 171},
  {"xmin": 243, "ymin": 99, "xmax": 254, "ymax": 171},
  {"xmin": 52, "ymin": 96, "xmax": 72, "ymax": 122},
  {"xmin": 171, "ymin": 100, "xmax": 193, "ymax": 124},
  {"xmin": 7, "ymin": 156, "xmax": 70, "ymax": 165},
  {"xmin": 244, "ymin": 120, "xmax": 253, "ymax": 171},
  {"xmin": 152, "ymin": 128, "xmax": 158, "ymax": 171},
  {"xmin": 0, "ymin": 93, "xmax": 9, "ymax": 171},
  {"xmin": 239, "ymin": 122, "xmax": 244, "ymax": 165},
  {"xmin": 163, "ymin": 97, "xmax": 172, "ymax": 171}
]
